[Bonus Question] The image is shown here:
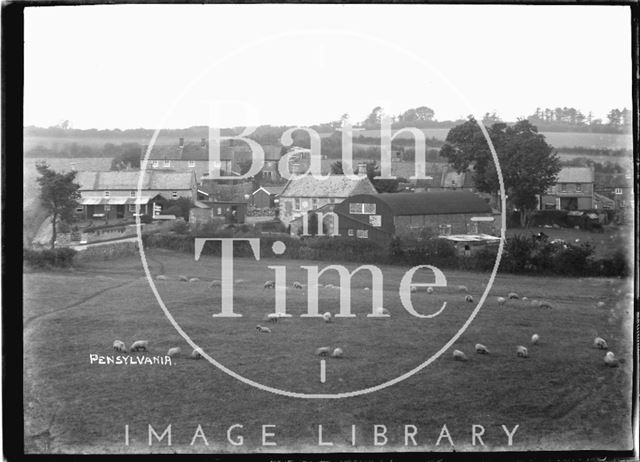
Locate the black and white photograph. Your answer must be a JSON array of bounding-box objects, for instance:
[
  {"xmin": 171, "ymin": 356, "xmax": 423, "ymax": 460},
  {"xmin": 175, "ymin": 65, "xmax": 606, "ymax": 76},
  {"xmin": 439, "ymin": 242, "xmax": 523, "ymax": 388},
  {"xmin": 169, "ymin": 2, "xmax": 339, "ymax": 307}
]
[{"xmin": 12, "ymin": 2, "xmax": 637, "ymax": 456}]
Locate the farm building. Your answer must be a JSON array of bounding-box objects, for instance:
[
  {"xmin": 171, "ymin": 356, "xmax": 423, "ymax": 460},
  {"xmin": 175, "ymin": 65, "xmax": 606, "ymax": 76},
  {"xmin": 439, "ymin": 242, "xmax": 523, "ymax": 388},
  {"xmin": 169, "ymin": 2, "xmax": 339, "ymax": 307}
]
[
  {"xmin": 594, "ymin": 172, "xmax": 634, "ymax": 210},
  {"xmin": 251, "ymin": 185, "xmax": 285, "ymax": 209},
  {"xmin": 538, "ymin": 167, "xmax": 595, "ymax": 211},
  {"xmin": 189, "ymin": 200, "xmax": 248, "ymax": 226},
  {"xmin": 278, "ymin": 172, "xmax": 377, "ymax": 226},
  {"xmin": 74, "ymin": 170, "xmax": 197, "ymax": 221},
  {"xmin": 333, "ymin": 190, "xmax": 496, "ymax": 245}
]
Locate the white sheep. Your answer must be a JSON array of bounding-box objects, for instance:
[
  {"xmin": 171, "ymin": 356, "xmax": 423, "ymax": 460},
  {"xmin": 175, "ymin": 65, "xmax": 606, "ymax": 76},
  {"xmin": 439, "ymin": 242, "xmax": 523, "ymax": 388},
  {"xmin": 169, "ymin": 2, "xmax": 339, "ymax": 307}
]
[
  {"xmin": 410, "ymin": 286, "xmax": 417, "ymax": 293},
  {"xmin": 209, "ymin": 280, "xmax": 221, "ymax": 287},
  {"xmin": 130, "ymin": 340, "xmax": 149, "ymax": 352},
  {"xmin": 538, "ymin": 301, "xmax": 553, "ymax": 309},
  {"xmin": 426, "ymin": 287, "xmax": 434, "ymax": 294},
  {"xmin": 263, "ymin": 280, "xmax": 275, "ymax": 289},
  {"xmin": 596, "ymin": 301, "xmax": 605, "ymax": 308},
  {"xmin": 256, "ymin": 325, "xmax": 271, "ymax": 333},
  {"xmin": 322, "ymin": 312, "xmax": 332, "ymax": 323},
  {"xmin": 458, "ymin": 285, "xmax": 469, "ymax": 293},
  {"xmin": 374, "ymin": 307, "xmax": 390, "ymax": 316},
  {"xmin": 453, "ymin": 349, "xmax": 468, "ymax": 361},
  {"xmin": 522, "ymin": 296, "xmax": 529, "ymax": 301},
  {"xmin": 188, "ymin": 277, "xmax": 200, "ymax": 283},
  {"xmin": 316, "ymin": 347, "xmax": 331, "ymax": 357},
  {"xmin": 593, "ymin": 337, "xmax": 608, "ymax": 349},
  {"xmin": 604, "ymin": 351, "xmax": 619, "ymax": 367},
  {"xmin": 465, "ymin": 295, "xmax": 474, "ymax": 303},
  {"xmin": 531, "ymin": 334, "xmax": 540, "ymax": 345},
  {"xmin": 167, "ymin": 347, "xmax": 181, "ymax": 357},
  {"xmin": 190, "ymin": 349, "xmax": 203, "ymax": 360},
  {"xmin": 475, "ymin": 343, "xmax": 489, "ymax": 354},
  {"xmin": 178, "ymin": 275, "xmax": 188, "ymax": 282},
  {"xmin": 156, "ymin": 275, "xmax": 168, "ymax": 281},
  {"xmin": 293, "ymin": 281, "xmax": 304, "ymax": 289},
  {"xmin": 530, "ymin": 299, "xmax": 541, "ymax": 307},
  {"xmin": 497, "ymin": 296, "xmax": 506, "ymax": 305},
  {"xmin": 113, "ymin": 340, "xmax": 127, "ymax": 353},
  {"xmin": 516, "ymin": 346, "xmax": 529, "ymax": 358},
  {"xmin": 331, "ymin": 347, "xmax": 344, "ymax": 358},
  {"xmin": 508, "ymin": 292, "xmax": 520, "ymax": 300},
  {"xmin": 265, "ymin": 313, "xmax": 280, "ymax": 323},
  {"xmin": 363, "ymin": 287, "xmax": 370, "ymax": 292}
]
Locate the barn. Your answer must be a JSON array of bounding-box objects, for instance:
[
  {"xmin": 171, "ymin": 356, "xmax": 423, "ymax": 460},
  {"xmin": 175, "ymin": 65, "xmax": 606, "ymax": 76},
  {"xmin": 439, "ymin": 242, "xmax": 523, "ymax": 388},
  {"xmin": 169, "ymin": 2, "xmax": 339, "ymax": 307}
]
[{"xmin": 333, "ymin": 190, "xmax": 496, "ymax": 245}]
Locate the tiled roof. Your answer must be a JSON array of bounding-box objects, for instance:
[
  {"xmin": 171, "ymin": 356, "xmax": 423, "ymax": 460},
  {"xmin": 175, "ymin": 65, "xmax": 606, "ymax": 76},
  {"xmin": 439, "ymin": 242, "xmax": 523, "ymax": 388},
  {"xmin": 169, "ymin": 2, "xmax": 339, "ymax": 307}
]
[
  {"xmin": 375, "ymin": 191, "xmax": 492, "ymax": 216},
  {"xmin": 76, "ymin": 171, "xmax": 195, "ymax": 191},
  {"xmin": 557, "ymin": 167, "xmax": 594, "ymax": 183},
  {"xmin": 281, "ymin": 174, "xmax": 377, "ymax": 198}
]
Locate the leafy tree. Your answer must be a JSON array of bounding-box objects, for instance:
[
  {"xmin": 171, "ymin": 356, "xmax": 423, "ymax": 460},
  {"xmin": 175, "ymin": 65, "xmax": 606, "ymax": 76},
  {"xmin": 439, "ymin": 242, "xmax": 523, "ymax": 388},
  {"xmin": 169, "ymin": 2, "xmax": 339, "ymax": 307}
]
[
  {"xmin": 330, "ymin": 161, "xmax": 344, "ymax": 175},
  {"xmin": 440, "ymin": 117, "xmax": 560, "ymax": 228},
  {"xmin": 363, "ymin": 106, "xmax": 383, "ymax": 128},
  {"xmin": 415, "ymin": 106, "xmax": 435, "ymax": 121},
  {"xmin": 35, "ymin": 162, "xmax": 81, "ymax": 249}
]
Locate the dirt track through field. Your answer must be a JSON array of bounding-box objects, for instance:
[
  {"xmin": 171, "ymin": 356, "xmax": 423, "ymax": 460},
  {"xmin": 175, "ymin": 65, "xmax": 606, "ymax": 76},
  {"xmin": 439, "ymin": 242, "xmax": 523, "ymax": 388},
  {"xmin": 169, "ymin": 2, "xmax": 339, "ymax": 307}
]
[{"xmin": 23, "ymin": 278, "xmax": 143, "ymax": 331}]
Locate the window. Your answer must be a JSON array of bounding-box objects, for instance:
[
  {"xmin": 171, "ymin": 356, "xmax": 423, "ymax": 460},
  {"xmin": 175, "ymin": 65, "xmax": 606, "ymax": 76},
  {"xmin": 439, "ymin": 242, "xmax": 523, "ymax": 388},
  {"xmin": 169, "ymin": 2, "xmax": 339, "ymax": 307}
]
[
  {"xmin": 152, "ymin": 160, "xmax": 159, "ymax": 168},
  {"xmin": 561, "ymin": 184, "xmax": 567, "ymax": 193},
  {"xmin": 172, "ymin": 191, "xmax": 178, "ymax": 199},
  {"xmin": 356, "ymin": 229, "xmax": 368, "ymax": 238},
  {"xmin": 329, "ymin": 198, "xmax": 335, "ymax": 204},
  {"xmin": 129, "ymin": 204, "xmax": 136, "ymax": 212},
  {"xmin": 164, "ymin": 160, "xmax": 171, "ymax": 168},
  {"xmin": 217, "ymin": 208, "xmax": 222, "ymax": 215},
  {"xmin": 576, "ymin": 183, "xmax": 582, "ymax": 192},
  {"xmin": 348, "ymin": 229, "xmax": 354, "ymax": 236},
  {"xmin": 130, "ymin": 191, "xmax": 136, "ymax": 197},
  {"xmin": 188, "ymin": 160, "xmax": 196, "ymax": 168},
  {"xmin": 349, "ymin": 202, "xmax": 376, "ymax": 215},
  {"xmin": 75, "ymin": 206, "xmax": 84, "ymax": 213},
  {"xmin": 294, "ymin": 198, "xmax": 301, "ymax": 210},
  {"xmin": 312, "ymin": 198, "xmax": 318, "ymax": 210},
  {"xmin": 104, "ymin": 204, "xmax": 111, "ymax": 211},
  {"xmin": 615, "ymin": 188, "xmax": 622, "ymax": 195},
  {"xmin": 438, "ymin": 224, "xmax": 452, "ymax": 236},
  {"xmin": 104, "ymin": 191, "xmax": 110, "ymax": 197}
]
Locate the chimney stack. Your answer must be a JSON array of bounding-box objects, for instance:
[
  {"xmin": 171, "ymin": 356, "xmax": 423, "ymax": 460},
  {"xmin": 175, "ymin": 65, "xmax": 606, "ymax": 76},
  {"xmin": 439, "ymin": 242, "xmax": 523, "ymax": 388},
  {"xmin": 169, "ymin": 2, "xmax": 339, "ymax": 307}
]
[
  {"xmin": 357, "ymin": 162, "xmax": 368, "ymax": 176},
  {"xmin": 200, "ymin": 137, "xmax": 207, "ymax": 149},
  {"xmin": 179, "ymin": 137, "xmax": 184, "ymax": 148}
]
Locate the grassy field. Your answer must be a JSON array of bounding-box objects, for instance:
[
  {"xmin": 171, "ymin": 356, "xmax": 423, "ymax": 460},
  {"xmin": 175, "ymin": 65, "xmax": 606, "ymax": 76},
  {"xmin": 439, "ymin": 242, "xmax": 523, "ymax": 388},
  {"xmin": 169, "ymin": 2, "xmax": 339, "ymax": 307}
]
[{"xmin": 23, "ymin": 249, "xmax": 633, "ymax": 453}]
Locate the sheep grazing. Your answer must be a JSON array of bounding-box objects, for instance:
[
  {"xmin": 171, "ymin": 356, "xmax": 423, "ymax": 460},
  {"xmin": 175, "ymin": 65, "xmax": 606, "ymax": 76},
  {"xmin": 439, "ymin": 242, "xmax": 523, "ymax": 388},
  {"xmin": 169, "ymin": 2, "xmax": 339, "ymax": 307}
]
[
  {"xmin": 130, "ymin": 340, "xmax": 149, "ymax": 352},
  {"xmin": 113, "ymin": 340, "xmax": 127, "ymax": 353},
  {"xmin": 522, "ymin": 296, "xmax": 528, "ymax": 301},
  {"xmin": 156, "ymin": 275, "xmax": 168, "ymax": 281},
  {"xmin": 458, "ymin": 285, "xmax": 469, "ymax": 293},
  {"xmin": 331, "ymin": 347, "xmax": 344, "ymax": 358},
  {"xmin": 508, "ymin": 292, "xmax": 520, "ymax": 300},
  {"xmin": 426, "ymin": 287, "xmax": 434, "ymax": 294},
  {"xmin": 453, "ymin": 350, "xmax": 468, "ymax": 361},
  {"xmin": 604, "ymin": 351, "xmax": 619, "ymax": 367},
  {"xmin": 293, "ymin": 281, "xmax": 304, "ymax": 289},
  {"xmin": 531, "ymin": 334, "xmax": 540, "ymax": 345},
  {"xmin": 190, "ymin": 349, "xmax": 203, "ymax": 360},
  {"xmin": 530, "ymin": 299, "xmax": 541, "ymax": 307},
  {"xmin": 263, "ymin": 280, "xmax": 275, "ymax": 289},
  {"xmin": 374, "ymin": 307, "xmax": 390, "ymax": 316},
  {"xmin": 465, "ymin": 295, "xmax": 474, "ymax": 303},
  {"xmin": 363, "ymin": 287, "xmax": 370, "ymax": 292},
  {"xmin": 209, "ymin": 280, "xmax": 221, "ymax": 287},
  {"xmin": 538, "ymin": 301, "xmax": 553, "ymax": 309},
  {"xmin": 475, "ymin": 343, "xmax": 489, "ymax": 354},
  {"xmin": 256, "ymin": 325, "xmax": 271, "ymax": 333},
  {"xmin": 596, "ymin": 301, "xmax": 606, "ymax": 308},
  {"xmin": 410, "ymin": 286, "xmax": 417, "ymax": 293},
  {"xmin": 167, "ymin": 347, "xmax": 181, "ymax": 357},
  {"xmin": 265, "ymin": 313, "xmax": 280, "ymax": 323},
  {"xmin": 315, "ymin": 347, "xmax": 331, "ymax": 357},
  {"xmin": 178, "ymin": 275, "xmax": 188, "ymax": 282},
  {"xmin": 188, "ymin": 277, "xmax": 200, "ymax": 283},
  {"xmin": 593, "ymin": 337, "xmax": 608, "ymax": 349},
  {"xmin": 516, "ymin": 346, "xmax": 529, "ymax": 358},
  {"xmin": 497, "ymin": 296, "xmax": 506, "ymax": 305},
  {"xmin": 322, "ymin": 312, "xmax": 332, "ymax": 323}
]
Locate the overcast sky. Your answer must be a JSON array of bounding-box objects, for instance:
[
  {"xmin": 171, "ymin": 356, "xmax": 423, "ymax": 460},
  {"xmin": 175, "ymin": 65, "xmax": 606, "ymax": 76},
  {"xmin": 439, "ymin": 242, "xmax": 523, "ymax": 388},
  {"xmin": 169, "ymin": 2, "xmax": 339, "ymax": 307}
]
[{"xmin": 24, "ymin": 4, "xmax": 631, "ymax": 129}]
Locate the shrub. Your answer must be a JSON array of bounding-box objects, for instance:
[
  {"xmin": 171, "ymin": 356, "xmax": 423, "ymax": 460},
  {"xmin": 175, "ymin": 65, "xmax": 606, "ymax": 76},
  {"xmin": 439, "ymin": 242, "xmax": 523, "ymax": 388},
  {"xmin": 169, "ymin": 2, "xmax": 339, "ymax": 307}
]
[
  {"xmin": 140, "ymin": 214, "xmax": 153, "ymax": 224},
  {"xmin": 24, "ymin": 247, "xmax": 77, "ymax": 268},
  {"xmin": 170, "ymin": 219, "xmax": 190, "ymax": 235},
  {"xmin": 551, "ymin": 242, "xmax": 595, "ymax": 276},
  {"xmin": 74, "ymin": 241, "xmax": 140, "ymax": 262}
]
